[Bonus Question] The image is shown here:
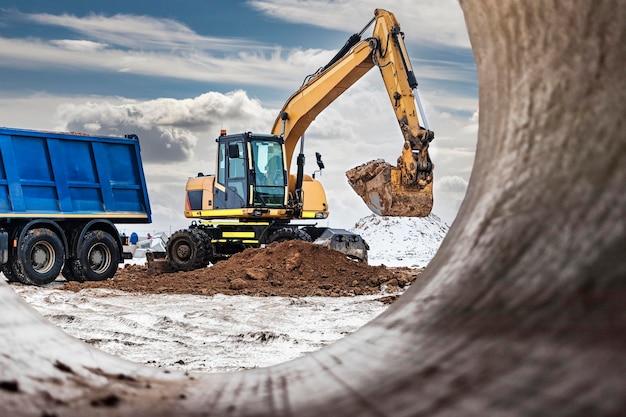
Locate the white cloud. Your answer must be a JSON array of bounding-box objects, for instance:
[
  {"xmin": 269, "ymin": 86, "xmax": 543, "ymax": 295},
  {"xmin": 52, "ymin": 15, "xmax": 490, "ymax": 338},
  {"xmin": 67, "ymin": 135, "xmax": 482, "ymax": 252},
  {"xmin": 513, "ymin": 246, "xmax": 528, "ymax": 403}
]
[
  {"xmin": 438, "ymin": 175, "xmax": 469, "ymax": 192},
  {"xmin": 0, "ymin": 3, "xmax": 472, "ymax": 88},
  {"xmin": 82, "ymin": 122, "xmax": 101, "ymax": 131},
  {"xmin": 247, "ymin": 0, "xmax": 470, "ymax": 48},
  {"xmin": 0, "ymin": 36, "xmax": 338, "ymax": 88},
  {"xmin": 54, "ymin": 90, "xmax": 276, "ymax": 163},
  {"xmin": 49, "ymin": 39, "xmax": 108, "ymax": 52},
  {"xmin": 0, "ymin": 10, "xmax": 335, "ymax": 87},
  {"xmin": 463, "ymin": 110, "xmax": 479, "ymax": 133},
  {"xmin": 0, "ymin": 33, "xmax": 472, "ymax": 88},
  {"xmin": 13, "ymin": 11, "xmax": 264, "ymax": 52}
]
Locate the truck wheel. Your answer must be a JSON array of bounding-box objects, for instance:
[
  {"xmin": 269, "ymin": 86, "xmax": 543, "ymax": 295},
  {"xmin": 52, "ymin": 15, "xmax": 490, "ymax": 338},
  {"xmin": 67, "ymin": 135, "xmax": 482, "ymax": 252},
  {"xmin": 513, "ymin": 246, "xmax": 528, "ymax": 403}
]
[
  {"xmin": 74, "ymin": 231, "xmax": 119, "ymax": 281},
  {"xmin": 14, "ymin": 228, "xmax": 65, "ymax": 286},
  {"xmin": 62, "ymin": 261, "xmax": 82, "ymax": 282},
  {"xmin": 268, "ymin": 228, "xmax": 312, "ymax": 243},
  {"xmin": 167, "ymin": 229, "xmax": 207, "ymax": 271},
  {"xmin": 1, "ymin": 262, "xmax": 19, "ymax": 283}
]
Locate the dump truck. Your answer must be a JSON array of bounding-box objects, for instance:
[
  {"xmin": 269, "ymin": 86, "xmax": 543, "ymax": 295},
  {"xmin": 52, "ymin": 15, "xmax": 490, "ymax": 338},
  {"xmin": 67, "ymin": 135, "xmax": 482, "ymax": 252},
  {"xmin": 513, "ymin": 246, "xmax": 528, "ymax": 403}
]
[
  {"xmin": 164, "ymin": 8, "xmax": 433, "ymax": 271},
  {"xmin": 0, "ymin": 127, "xmax": 151, "ymax": 285}
]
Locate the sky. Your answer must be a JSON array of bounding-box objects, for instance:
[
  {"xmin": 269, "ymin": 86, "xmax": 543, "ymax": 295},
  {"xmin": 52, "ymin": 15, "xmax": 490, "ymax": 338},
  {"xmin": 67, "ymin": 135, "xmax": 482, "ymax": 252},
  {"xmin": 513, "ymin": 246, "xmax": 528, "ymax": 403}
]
[{"xmin": 0, "ymin": 0, "xmax": 478, "ymax": 234}]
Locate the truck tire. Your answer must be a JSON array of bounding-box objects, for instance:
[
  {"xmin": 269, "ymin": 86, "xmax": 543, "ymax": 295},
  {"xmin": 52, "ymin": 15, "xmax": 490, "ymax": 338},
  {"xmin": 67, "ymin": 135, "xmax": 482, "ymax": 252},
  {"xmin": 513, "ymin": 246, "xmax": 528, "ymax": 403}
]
[
  {"xmin": 167, "ymin": 229, "xmax": 207, "ymax": 271},
  {"xmin": 268, "ymin": 228, "xmax": 312, "ymax": 243},
  {"xmin": 14, "ymin": 228, "xmax": 65, "ymax": 286},
  {"xmin": 73, "ymin": 231, "xmax": 119, "ymax": 282},
  {"xmin": 62, "ymin": 261, "xmax": 82, "ymax": 282},
  {"xmin": 1, "ymin": 262, "xmax": 19, "ymax": 283}
]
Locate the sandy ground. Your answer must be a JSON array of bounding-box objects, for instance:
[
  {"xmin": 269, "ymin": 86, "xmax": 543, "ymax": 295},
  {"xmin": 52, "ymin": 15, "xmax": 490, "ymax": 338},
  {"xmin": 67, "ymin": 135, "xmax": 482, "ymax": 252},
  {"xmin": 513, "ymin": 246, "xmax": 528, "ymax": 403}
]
[{"xmin": 14, "ymin": 286, "xmax": 391, "ymax": 373}]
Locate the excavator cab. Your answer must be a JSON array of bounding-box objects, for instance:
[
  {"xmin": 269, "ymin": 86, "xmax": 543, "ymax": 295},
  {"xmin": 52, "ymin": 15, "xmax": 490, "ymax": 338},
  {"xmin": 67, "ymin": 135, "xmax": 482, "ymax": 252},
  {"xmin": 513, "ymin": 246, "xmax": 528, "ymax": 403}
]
[
  {"xmin": 185, "ymin": 132, "xmax": 287, "ymax": 216},
  {"xmin": 216, "ymin": 134, "xmax": 288, "ymax": 210},
  {"xmin": 183, "ymin": 131, "xmax": 329, "ymax": 221},
  {"xmin": 214, "ymin": 138, "xmax": 248, "ymax": 209}
]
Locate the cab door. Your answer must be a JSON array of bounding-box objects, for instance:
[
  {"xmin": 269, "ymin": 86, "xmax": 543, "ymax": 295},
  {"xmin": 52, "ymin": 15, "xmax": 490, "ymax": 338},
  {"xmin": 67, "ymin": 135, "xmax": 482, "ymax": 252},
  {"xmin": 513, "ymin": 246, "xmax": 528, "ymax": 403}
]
[
  {"xmin": 214, "ymin": 137, "xmax": 248, "ymax": 209},
  {"xmin": 250, "ymin": 139, "xmax": 287, "ymax": 207}
]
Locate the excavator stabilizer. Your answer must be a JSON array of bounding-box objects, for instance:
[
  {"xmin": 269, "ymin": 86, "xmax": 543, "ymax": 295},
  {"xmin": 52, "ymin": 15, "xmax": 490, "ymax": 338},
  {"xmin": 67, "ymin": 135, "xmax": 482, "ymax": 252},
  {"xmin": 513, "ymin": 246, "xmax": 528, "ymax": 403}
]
[{"xmin": 346, "ymin": 159, "xmax": 433, "ymax": 217}]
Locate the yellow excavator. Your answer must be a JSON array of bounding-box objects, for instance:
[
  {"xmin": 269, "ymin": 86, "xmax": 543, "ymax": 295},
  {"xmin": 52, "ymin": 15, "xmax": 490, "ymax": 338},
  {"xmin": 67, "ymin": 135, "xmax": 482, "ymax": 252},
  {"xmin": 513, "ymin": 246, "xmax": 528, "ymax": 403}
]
[{"xmin": 165, "ymin": 8, "xmax": 434, "ymax": 270}]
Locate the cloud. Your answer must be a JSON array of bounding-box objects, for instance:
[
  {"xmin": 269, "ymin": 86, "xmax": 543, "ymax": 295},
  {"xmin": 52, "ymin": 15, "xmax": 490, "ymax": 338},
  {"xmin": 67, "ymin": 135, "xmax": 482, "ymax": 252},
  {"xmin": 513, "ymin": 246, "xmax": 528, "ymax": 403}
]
[
  {"xmin": 55, "ymin": 91, "xmax": 276, "ymax": 162},
  {"xmin": 0, "ymin": 36, "xmax": 337, "ymax": 89},
  {"xmin": 0, "ymin": 34, "xmax": 473, "ymax": 95},
  {"xmin": 438, "ymin": 175, "xmax": 469, "ymax": 192},
  {"xmin": 49, "ymin": 39, "xmax": 108, "ymax": 52},
  {"xmin": 0, "ymin": 4, "xmax": 472, "ymax": 88},
  {"xmin": 463, "ymin": 110, "xmax": 479, "ymax": 133},
  {"xmin": 247, "ymin": 0, "xmax": 470, "ymax": 48},
  {"xmin": 0, "ymin": 10, "xmax": 335, "ymax": 87},
  {"xmin": 11, "ymin": 11, "xmax": 264, "ymax": 52}
]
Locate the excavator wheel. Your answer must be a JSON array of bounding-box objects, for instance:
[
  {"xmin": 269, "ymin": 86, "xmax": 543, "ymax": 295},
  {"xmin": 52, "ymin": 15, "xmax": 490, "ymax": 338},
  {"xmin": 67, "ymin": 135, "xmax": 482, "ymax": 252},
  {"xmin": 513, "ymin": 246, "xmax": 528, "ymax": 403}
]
[
  {"xmin": 268, "ymin": 228, "xmax": 312, "ymax": 244},
  {"xmin": 166, "ymin": 229, "xmax": 208, "ymax": 272},
  {"xmin": 346, "ymin": 159, "xmax": 433, "ymax": 217},
  {"xmin": 194, "ymin": 228, "xmax": 214, "ymax": 265}
]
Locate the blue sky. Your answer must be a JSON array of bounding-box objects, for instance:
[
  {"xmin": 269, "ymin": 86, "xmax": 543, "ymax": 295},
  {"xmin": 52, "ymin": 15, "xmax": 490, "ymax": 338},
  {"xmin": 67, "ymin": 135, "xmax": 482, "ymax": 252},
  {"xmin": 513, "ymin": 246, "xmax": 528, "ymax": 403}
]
[{"xmin": 0, "ymin": 0, "xmax": 477, "ymax": 232}]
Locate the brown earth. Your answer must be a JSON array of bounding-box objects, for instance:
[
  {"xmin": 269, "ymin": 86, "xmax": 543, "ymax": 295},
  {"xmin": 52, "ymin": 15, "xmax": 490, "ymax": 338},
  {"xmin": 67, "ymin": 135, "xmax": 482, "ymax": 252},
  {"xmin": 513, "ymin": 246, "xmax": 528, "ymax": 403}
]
[{"xmin": 63, "ymin": 240, "xmax": 423, "ymax": 299}]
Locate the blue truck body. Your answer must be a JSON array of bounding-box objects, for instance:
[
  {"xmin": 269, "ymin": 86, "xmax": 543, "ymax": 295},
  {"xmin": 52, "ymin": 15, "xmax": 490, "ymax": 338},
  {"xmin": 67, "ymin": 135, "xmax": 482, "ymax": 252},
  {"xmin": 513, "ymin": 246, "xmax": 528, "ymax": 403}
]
[{"xmin": 0, "ymin": 127, "xmax": 151, "ymax": 285}]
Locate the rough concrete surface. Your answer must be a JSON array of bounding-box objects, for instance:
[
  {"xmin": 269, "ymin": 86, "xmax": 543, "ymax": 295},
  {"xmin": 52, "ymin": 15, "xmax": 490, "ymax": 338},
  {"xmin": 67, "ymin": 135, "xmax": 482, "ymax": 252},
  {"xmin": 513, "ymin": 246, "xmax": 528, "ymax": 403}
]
[{"xmin": 1, "ymin": 1, "xmax": 625, "ymax": 416}]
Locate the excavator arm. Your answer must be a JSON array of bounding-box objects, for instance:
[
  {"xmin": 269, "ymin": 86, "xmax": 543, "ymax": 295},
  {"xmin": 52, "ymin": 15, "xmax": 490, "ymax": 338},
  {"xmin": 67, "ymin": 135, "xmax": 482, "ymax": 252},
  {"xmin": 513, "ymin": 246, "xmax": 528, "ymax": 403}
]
[{"xmin": 271, "ymin": 8, "xmax": 434, "ymax": 217}]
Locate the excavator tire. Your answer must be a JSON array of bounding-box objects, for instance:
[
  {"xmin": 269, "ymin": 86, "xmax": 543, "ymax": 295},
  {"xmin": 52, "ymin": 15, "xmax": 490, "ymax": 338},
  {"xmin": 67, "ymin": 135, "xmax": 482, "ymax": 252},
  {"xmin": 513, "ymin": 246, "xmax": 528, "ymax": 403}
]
[
  {"xmin": 346, "ymin": 159, "xmax": 433, "ymax": 217},
  {"xmin": 166, "ymin": 229, "xmax": 208, "ymax": 272},
  {"xmin": 268, "ymin": 228, "xmax": 312, "ymax": 244},
  {"xmin": 195, "ymin": 229, "xmax": 214, "ymax": 265}
]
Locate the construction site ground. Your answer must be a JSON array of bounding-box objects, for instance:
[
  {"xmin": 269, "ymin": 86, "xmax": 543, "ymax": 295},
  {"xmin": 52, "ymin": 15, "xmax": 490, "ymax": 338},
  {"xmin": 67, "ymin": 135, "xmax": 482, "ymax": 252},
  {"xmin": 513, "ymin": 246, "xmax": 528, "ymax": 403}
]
[{"xmin": 63, "ymin": 240, "xmax": 423, "ymax": 300}]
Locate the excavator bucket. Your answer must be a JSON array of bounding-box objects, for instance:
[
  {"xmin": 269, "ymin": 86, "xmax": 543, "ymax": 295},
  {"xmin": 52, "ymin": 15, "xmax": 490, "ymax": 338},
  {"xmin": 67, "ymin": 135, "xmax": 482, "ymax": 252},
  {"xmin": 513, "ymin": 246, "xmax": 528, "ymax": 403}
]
[{"xmin": 346, "ymin": 159, "xmax": 433, "ymax": 217}]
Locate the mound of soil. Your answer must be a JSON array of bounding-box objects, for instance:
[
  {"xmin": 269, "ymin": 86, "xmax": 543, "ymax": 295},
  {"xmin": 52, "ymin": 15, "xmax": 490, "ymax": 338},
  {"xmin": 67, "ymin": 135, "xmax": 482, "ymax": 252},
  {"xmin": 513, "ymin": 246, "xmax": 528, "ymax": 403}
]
[{"xmin": 63, "ymin": 240, "xmax": 423, "ymax": 298}]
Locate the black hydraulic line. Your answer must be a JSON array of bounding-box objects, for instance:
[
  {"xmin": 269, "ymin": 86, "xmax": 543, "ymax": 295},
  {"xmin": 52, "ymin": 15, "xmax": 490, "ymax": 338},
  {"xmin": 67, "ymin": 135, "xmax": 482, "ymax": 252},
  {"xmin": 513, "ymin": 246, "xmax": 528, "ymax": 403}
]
[
  {"xmin": 321, "ymin": 33, "xmax": 362, "ymax": 73},
  {"xmin": 295, "ymin": 152, "xmax": 305, "ymax": 207},
  {"xmin": 391, "ymin": 26, "xmax": 418, "ymax": 89},
  {"xmin": 319, "ymin": 14, "xmax": 376, "ymax": 73},
  {"xmin": 302, "ymin": 15, "xmax": 376, "ymax": 86}
]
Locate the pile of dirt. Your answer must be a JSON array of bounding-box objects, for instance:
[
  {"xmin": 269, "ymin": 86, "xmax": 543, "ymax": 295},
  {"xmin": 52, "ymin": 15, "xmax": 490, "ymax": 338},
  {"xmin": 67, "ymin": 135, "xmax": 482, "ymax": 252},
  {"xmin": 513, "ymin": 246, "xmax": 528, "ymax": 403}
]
[{"xmin": 63, "ymin": 240, "xmax": 423, "ymax": 298}]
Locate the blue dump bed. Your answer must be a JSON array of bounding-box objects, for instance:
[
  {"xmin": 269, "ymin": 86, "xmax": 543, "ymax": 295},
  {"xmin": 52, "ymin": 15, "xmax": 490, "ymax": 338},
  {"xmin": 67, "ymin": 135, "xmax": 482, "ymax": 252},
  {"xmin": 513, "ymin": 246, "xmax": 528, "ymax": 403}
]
[{"xmin": 0, "ymin": 127, "xmax": 151, "ymax": 223}]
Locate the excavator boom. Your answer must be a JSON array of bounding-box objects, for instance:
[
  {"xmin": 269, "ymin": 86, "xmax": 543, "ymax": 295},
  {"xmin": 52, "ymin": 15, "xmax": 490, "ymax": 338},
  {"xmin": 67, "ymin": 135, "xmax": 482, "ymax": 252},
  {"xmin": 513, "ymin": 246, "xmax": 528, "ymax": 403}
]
[{"xmin": 272, "ymin": 8, "xmax": 434, "ymax": 217}]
